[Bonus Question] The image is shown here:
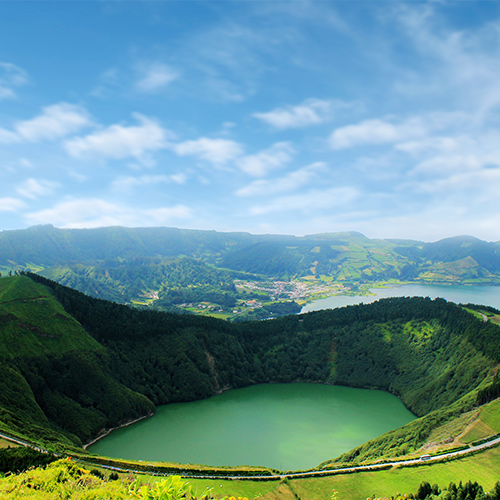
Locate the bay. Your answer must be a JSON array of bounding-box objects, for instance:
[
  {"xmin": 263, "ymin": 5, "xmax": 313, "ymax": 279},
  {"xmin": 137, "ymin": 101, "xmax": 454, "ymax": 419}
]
[
  {"xmin": 301, "ymin": 284, "xmax": 500, "ymax": 313},
  {"xmin": 88, "ymin": 383, "xmax": 415, "ymax": 471}
]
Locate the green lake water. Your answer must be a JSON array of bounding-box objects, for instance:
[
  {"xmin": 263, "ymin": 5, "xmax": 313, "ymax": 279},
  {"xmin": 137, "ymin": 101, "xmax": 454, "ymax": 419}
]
[
  {"xmin": 302, "ymin": 283, "xmax": 500, "ymax": 313},
  {"xmin": 88, "ymin": 383, "xmax": 415, "ymax": 471}
]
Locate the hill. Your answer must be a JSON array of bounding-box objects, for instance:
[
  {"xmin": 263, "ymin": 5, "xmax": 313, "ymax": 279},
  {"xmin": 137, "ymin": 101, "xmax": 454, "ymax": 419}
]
[
  {"xmin": 0, "ymin": 226, "xmax": 499, "ymax": 315},
  {"xmin": 1, "ymin": 273, "xmax": 500, "ymax": 469}
]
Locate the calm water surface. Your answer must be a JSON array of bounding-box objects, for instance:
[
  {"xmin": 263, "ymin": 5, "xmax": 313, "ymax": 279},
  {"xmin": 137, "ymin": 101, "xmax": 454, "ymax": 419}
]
[
  {"xmin": 89, "ymin": 383, "xmax": 415, "ymax": 471},
  {"xmin": 302, "ymin": 284, "xmax": 500, "ymax": 313}
]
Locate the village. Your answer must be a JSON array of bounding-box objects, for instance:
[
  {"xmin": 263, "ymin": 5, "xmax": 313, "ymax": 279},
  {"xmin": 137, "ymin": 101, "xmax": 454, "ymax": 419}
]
[
  {"xmin": 170, "ymin": 278, "xmax": 350, "ymax": 319},
  {"xmin": 234, "ymin": 278, "xmax": 349, "ymax": 302}
]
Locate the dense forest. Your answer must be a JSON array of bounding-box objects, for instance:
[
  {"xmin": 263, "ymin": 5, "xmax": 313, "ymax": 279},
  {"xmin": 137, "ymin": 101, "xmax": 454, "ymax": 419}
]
[{"xmin": 1, "ymin": 273, "xmax": 500, "ymax": 466}]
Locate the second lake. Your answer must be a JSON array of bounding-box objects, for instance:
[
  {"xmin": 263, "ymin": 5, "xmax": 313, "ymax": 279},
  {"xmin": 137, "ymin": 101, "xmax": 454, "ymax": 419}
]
[{"xmin": 301, "ymin": 283, "xmax": 500, "ymax": 313}]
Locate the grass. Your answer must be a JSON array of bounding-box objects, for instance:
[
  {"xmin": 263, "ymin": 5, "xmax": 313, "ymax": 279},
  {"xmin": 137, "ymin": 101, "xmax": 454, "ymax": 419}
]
[
  {"xmin": 456, "ymin": 398, "xmax": 500, "ymax": 444},
  {"xmin": 461, "ymin": 421, "xmax": 495, "ymax": 444},
  {"xmin": 424, "ymin": 409, "xmax": 478, "ymax": 448},
  {"xmin": 2, "ymin": 446, "xmax": 500, "ymax": 500},
  {"xmin": 478, "ymin": 398, "xmax": 500, "ymax": 432},
  {"xmin": 288, "ymin": 446, "xmax": 500, "ymax": 500},
  {"xmin": 184, "ymin": 445, "xmax": 500, "ymax": 499},
  {"xmin": 190, "ymin": 478, "xmax": 281, "ymax": 499},
  {"xmin": 75, "ymin": 453, "xmax": 272, "ymax": 476},
  {"xmin": 463, "ymin": 307, "xmax": 500, "ymax": 326},
  {"xmin": 0, "ymin": 276, "xmax": 103, "ymax": 360},
  {"xmin": 0, "ymin": 438, "xmax": 18, "ymax": 449},
  {"xmin": 488, "ymin": 315, "xmax": 500, "ymax": 326}
]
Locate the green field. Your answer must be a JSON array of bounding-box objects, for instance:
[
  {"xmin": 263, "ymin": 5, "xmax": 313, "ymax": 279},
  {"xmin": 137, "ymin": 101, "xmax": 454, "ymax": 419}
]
[
  {"xmin": 294, "ymin": 447, "xmax": 500, "ymax": 500},
  {"xmin": 186, "ymin": 445, "xmax": 500, "ymax": 500},
  {"xmin": 0, "ymin": 438, "xmax": 17, "ymax": 449}
]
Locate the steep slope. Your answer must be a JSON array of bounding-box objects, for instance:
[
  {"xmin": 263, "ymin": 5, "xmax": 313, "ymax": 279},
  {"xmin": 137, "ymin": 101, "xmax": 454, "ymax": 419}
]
[{"xmin": 0, "ymin": 276, "xmax": 154, "ymax": 447}]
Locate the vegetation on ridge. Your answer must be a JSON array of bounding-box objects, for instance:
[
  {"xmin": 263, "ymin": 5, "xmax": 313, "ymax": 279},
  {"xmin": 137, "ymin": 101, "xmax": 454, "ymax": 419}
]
[{"xmin": 1, "ymin": 273, "xmax": 500, "ymax": 469}]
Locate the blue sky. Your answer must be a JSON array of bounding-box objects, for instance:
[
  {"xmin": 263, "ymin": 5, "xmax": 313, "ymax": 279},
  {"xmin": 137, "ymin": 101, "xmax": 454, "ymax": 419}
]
[{"xmin": 1, "ymin": 1, "xmax": 500, "ymax": 241}]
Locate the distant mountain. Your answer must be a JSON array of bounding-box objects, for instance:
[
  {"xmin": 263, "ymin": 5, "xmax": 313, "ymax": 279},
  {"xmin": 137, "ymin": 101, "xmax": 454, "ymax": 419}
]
[{"xmin": 0, "ymin": 225, "xmax": 499, "ymax": 308}]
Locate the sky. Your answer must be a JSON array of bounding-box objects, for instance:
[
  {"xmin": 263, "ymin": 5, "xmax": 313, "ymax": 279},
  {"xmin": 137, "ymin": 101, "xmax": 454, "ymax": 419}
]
[{"xmin": 1, "ymin": 0, "xmax": 500, "ymax": 242}]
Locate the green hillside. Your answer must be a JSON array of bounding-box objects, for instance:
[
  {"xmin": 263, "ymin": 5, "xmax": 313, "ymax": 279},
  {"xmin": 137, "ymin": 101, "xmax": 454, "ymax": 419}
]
[
  {"xmin": 0, "ymin": 276, "xmax": 154, "ymax": 447},
  {"xmin": 1, "ymin": 273, "xmax": 500, "ymax": 473}
]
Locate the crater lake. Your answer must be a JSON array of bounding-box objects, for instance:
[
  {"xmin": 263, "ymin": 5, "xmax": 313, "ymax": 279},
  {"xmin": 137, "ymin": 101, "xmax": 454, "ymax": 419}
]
[{"xmin": 88, "ymin": 383, "xmax": 415, "ymax": 471}]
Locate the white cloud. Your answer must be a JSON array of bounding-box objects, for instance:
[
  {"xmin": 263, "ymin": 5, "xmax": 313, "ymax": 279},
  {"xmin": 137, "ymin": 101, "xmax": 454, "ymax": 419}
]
[
  {"xmin": 17, "ymin": 178, "xmax": 59, "ymax": 199},
  {"xmin": 5, "ymin": 158, "xmax": 34, "ymax": 173},
  {"xmin": 135, "ymin": 62, "xmax": 180, "ymax": 92},
  {"xmin": 236, "ymin": 162, "xmax": 325, "ymax": 196},
  {"xmin": 0, "ymin": 128, "xmax": 19, "ymax": 144},
  {"xmin": 253, "ymin": 98, "xmax": 350, "ymax": 129},
  {"xmin": 340, "ymin": 200, "xmax": 500, "ymax": 242},
  {"xmin": 65, "ymin": 114, "xmax": 169, "ymax": 161},
  {"xmin": 329, "ymin": 117, "xmax": 427, "ymax": 150},
  {"xmin": 170, "ymin": 173, "xmax": 187, "ymax": 184},
  {"xmin": 144, "ymin": 205, "xmax": 192, "ymax": 224},
  {"xmin": 395, "ymin": 136, "xmax": 460, "ymax": 156},
  {"xmin": 411, "ymin": 167, "xmax": 500, "ymax": 198},
  {"xmin": 111, "ymin": 174, "xmax": 187, "ymax": 193},
  {"xmin": 236, "ymin": 142, "xmax": 295, "ymax": 177},
  {"xmin": 15, "ymin": 103, "xmax": 92, "ymax": 142},
  {"xmin": 412, "ymin": 154, "xmax": 485, "ymax": 176},
  {"xmin": 0, "ymin": 62, "xmax": 28, "ymax": 99},
  {"xmin": 400, "ymin": 131, "xmax": 500, "ymax": 178},
  {"xmin": 0, "ymin": 197, "xmax": 26, "ymax": 212},
  {"xmin": 0, "ymin": 103, "xmax": 91, "ymax": 144},
  {"xmin": 393, "ymin": 4, "xmax": 500, "ymax": 115},
  {"xmin": 173, "ymin": 137, "xmax": 243, "ymax": 166},
  {"xmin": 249, "ymin": 186, "xmax": 359, "ymax": 215},
  {"xmin": 25, "ymin": 198, "xmax": 192, "ymax": 228},
  {"xmin": 26, "ymin": 199, "xmax": 126, "ymax": 228}
]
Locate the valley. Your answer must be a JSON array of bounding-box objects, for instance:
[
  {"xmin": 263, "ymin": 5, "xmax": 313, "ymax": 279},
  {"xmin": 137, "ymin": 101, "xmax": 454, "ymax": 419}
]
[
  {"xmin": 1, "ymin": 226, "xmax": 500, "ymax": 498},
  {"xmin": 1, "ymin": 272, "xmax": 500, "ymax": 493},
  {"xmin": 2, "ymin": 225, "xmax": 500, "ymax": 322}
]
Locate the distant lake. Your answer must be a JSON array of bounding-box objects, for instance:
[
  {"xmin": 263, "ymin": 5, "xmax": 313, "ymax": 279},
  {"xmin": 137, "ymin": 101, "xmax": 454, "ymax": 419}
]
[
  {"xmin": 88, "ymin": 383, "xmax": 415, "ymax": 471},
  {"xmin": 302, "ymin": 284, "xmax": 500, "ymax": 313}
]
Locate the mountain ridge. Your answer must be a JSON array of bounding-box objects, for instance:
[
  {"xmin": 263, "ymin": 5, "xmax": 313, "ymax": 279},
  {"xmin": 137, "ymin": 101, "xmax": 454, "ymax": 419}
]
[{"xmin": 1, "ymin": 225, "xmax": 500, "ymax": 316}]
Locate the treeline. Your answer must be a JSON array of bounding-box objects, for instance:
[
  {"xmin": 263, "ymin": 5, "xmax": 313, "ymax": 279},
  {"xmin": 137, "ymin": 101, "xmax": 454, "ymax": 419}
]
[
  {"xmin": 42, "ymin": 257, "xmax": 243, "ymax": 307},
  {"xmin": 374, "ymin": 480, "xmax": 500, "ymax": 500},
  {"xmin": 0, "ymin": 447, "xmax": 56, "ymax": 474}
]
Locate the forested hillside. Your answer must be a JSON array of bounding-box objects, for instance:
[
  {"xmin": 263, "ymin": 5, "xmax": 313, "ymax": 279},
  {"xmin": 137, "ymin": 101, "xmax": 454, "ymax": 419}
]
[
  {"xmin": 1, "ymin": 273, "xmax": 500, "ymax": 465},
  {"xmin": 0, "ymin": 226, "xmax": 499, "ymax": 314}
]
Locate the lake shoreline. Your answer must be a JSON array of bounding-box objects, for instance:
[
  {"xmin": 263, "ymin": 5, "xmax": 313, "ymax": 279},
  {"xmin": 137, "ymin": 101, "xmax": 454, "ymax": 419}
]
[
  {"xmin": 301, "ymin": 283, "xmax": 500, "ymax": 313},
  {"xmin": 83, "ymin": 411, "xmax": 154, "ymax": 450}
]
